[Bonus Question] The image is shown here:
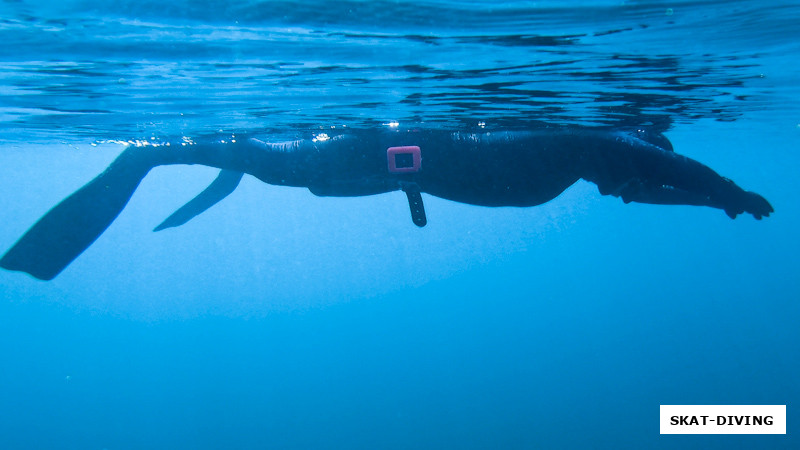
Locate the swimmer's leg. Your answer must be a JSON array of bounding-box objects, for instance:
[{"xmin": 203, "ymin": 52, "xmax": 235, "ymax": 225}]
[{"xmin": 1, "ymin": 138, "xmax": 314, "ymax": 280}]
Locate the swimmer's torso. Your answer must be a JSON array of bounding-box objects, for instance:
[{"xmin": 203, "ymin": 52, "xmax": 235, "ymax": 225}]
[{"xmin": 249, "ymin": 129, "xmax": 587, "ymax": 206}]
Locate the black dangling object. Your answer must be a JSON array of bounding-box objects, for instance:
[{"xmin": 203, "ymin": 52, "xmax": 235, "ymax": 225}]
[{"xmin": 402, "ymin": 184, "xmax": 427, "ymax": 227}]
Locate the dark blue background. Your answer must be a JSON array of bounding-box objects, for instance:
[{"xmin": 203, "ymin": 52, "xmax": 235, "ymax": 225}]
[{"xmin": 1, "ymin": 1, "xmax": 798, "ymax": 448}]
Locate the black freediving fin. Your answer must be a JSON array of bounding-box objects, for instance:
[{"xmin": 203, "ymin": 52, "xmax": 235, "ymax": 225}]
[
  {"xmin": 402, "ymin": 183, "xmax": 427, "ymax": 227},
  {"xmin": 154, "ymin": 170, "xmax": 243, "ymax": 231},
  {"xmin": 0, "ymin": 148, "xmax": 151, "ymax": 280}
]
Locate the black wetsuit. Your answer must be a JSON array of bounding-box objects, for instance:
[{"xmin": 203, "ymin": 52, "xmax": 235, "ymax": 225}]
[
  {"xmin": 0, "ymin": 128, "xmax": 773, "ymax": 280},
  {"xmin": 158, "ymin": 128, "xmax": 771, "ymax": 218}
]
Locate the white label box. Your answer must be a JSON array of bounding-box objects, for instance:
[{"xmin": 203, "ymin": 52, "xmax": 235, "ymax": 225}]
[{"xmin": 660, "ymin": 405, "xmax": 786, "ymax": 434}]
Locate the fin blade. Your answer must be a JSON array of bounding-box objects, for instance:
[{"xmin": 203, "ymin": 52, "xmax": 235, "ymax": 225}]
[
  {"xmin": 1, "ymin": 155, "xmax": 149, "ymax": 280},
  {"xmin": 154, "ymin": 170, "xmax": 243, "ymax": 232}
]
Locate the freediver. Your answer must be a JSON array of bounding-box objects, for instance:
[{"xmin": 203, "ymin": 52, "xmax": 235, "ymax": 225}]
[{"xmin": 0, "ymin": 127, "xmax": 773, "ymax": 280}]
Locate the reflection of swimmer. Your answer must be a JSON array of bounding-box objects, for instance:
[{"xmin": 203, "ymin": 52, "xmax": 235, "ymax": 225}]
[{"xmin": 1, "ymin": 128, "xmax": 772, "ymax": 280}]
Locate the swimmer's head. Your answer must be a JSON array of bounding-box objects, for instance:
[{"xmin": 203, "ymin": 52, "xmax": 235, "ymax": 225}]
[{"xmin": 623, "ymin": 128, "xmax": 674, "ymax": 152}]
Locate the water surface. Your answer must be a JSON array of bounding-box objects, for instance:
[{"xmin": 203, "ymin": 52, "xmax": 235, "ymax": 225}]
[{"xmin": 0, "ymin": 1, "xmax": 798, "ymax": 449}]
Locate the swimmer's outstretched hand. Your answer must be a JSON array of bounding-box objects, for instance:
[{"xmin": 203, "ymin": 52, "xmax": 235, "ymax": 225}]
[{"xmin": 725, "ymin": 190, "xmax": 773, "ymax": 220}]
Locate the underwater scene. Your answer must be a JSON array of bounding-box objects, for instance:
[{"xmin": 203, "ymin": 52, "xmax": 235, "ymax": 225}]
[{"xmin": 0, "ymin": 0, "xmax": 798, "ymax": 448}]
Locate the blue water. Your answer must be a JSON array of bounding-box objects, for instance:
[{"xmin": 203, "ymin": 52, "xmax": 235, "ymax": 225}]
[{"xmin": 1, "ymin": 0, "xmax": 798, "ymax": 448}]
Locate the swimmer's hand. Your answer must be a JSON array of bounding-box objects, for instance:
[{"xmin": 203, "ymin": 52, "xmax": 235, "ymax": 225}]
[{"xmin": 724, "ymin": 190, "xmax": 773, "ymax": 220}]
